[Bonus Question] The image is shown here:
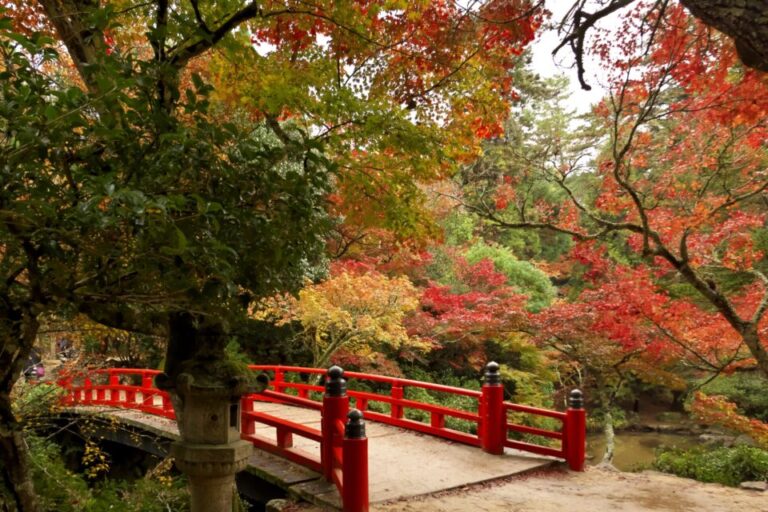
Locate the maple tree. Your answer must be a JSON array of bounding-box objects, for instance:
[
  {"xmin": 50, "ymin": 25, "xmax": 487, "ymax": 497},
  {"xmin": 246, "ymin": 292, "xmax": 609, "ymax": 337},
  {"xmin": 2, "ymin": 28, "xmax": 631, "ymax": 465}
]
[
  {"xmin": 190, "ymin": 0, "xmax": 544, "ymax": 243},
  {"xmin": 408, "ymin": 255, "xmax": 528, "ymax": 367},
  {"xmin": 691, "ymin": 392, "xmax": 768, "ymax": 450},
  {"xmin": 471, "ymin": 4, "xmax": 768, "ymax": 381},
  {"xmin": 252, "ymin": 267, "xmax": 425, "ymax": 368},
  {"xmin": 525, "ymin": 242, "xmax": 763, "ymax": 461},
  {"xmin": 558, "ymin": 0, "xmax": 768, "ymax": 90}
]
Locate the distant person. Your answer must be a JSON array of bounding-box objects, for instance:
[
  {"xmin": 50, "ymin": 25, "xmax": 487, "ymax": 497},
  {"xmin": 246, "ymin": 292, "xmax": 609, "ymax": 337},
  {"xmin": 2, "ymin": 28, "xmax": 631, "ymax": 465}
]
[
  {"xmin": 56, "ymin": 337, "xmax": 75, "ymax": 360},
  {"xmin": 23, "ymin": 348, "xmax": 44, "ymax": 381}
]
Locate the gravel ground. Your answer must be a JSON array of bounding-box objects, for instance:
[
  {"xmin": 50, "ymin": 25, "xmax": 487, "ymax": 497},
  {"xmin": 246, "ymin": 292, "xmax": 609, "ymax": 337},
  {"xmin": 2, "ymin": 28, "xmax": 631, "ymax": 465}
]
[{"xmin": 288, "ymin": 466, "xmax": 768, "ymax": 512}]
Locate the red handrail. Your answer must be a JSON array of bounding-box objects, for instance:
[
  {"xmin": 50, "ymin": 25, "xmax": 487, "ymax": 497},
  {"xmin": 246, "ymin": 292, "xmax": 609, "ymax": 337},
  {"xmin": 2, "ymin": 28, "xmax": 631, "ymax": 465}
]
[
  {"xmin": 246, "ymin": 364, "xmax": 584, "ymax": 467},
  {"xmin": 56, "ymin": 367, "xmax": 370, "ymax": 512},
  {"xmin": 57, "ymin": 368, "xmax": 175, "ymax": 419},
  {"xmin": 249, "ymin": 365, "xmax": 484, "ymax": 446}
]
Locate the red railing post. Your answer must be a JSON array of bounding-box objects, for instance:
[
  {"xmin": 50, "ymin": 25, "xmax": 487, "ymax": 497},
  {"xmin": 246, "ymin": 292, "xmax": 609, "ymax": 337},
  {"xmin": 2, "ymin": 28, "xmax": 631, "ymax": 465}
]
[
  {"xmin": 108, "ymin": 372, "xmax": 119, "ymax": 406},
  {"xmin": 141, "ymin": 372, "xmax": 154, "ymax": 412},
  {"xmin": 240, "ymin": 394, "xmax": 255, "ymax": 435},
  {"xmin": 57, "ymin": 373, "xmax": 74, "ymax": 406},
  {"xmin": 274, "ymin": 369, "xmax": 285, "ymax": 393},
  {"xmin": 565, "ymin": 389, "xmax": 586, "ymax": 471},
  {"xmin": 322, "ymin": 366, "xmax": 349, "ymax": 482},
  {"xmin": 122, "ymin": 372, "xmax": 137, "ymax": 407},
  {"xmin": 343, "ymin": 409, "xmax": 369, "ymax": 512},
  {"xmin": 480, "ymin": 362, "xmax": 505, "ymax": 455},
  {"xmin": 96, "ymin": 372, "xmax": 107, "ymax": 403},
  {"xmin": 83, "ymin": 375, "xmax": 93, "ymax": 405},
  {"xmin": 390, "ymin": 384, "xmax": 404, "ymax": 419}
]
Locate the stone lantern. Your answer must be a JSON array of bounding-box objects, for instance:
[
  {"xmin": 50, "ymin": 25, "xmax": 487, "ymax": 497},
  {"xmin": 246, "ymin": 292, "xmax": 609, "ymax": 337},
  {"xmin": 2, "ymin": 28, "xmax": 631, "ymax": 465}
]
[{"xmin": 168, "ymin": 372, "xmax": 265, "ymax": 512}]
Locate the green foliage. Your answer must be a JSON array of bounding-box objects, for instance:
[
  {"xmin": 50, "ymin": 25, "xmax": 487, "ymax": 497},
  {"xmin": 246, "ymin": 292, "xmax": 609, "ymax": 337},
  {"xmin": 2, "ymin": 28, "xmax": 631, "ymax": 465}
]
[
  {"xmin": 465, "ymin": 242, "xmax": 555, "ymax": 311},
  {"xmin": 699, "ymin": 372, "xmax": 768, "ymax": 421},
  {"xmin": 442, "ymin": 211, "xmax": 476, "ymax": 247},
  {"xmin": 425, "ymin": 247, "xmax": 462, "ymax": 290},
  {"xmin": 0, "ymin": 16, "xmax": 334, "ymax": 334},
  {"xmin": 426, "ymin": 242, "xmax": 556, "ymax": 312},
  {"xmin": 27, "ymin": 435, "xmax": 189, "ymax": 512},
  {"xmin": 12, "ymin": 382, "xmax": 64, "ymax": 425},
  {"xmin": 460, "ymin": 72, "xmax": 586, "ymax": 263},
  {"xmin": 586, "ymin": 407, "xmax": 630, "ymax": 433},
  {"xmin": 27, "ymin": 435, "xmax": 92, "ymax": 510},
  {"xmin": 654, "ymin": 445, "xmax": 768, "ymax": 486}
]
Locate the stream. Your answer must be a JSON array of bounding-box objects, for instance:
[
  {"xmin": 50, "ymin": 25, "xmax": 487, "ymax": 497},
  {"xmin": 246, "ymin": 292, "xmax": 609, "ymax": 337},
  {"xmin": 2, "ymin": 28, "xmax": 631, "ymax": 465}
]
[{"xmin": 587, "ymin": 432, "xmax": 699, "ymax": 471}]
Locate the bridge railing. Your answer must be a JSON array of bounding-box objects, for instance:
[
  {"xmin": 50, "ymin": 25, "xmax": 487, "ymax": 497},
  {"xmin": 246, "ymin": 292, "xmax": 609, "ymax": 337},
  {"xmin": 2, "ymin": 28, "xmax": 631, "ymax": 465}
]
[
  {"xmin": 241, "ymin": 366, "xmax": 368, "ymax": 512},
  {"xmin": 57, "ymin": 368, "xmax": 175, "ymax": 419},
  {"xmin": 247, "ymin": 362, "xmax": 586, "ymax": 471}
]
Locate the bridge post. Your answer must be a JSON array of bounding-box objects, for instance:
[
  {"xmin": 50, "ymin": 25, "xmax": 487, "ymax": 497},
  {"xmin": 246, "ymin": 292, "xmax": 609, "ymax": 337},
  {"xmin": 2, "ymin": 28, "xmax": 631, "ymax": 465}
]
[
  {"xmin": 390, "ymin": 385, "xmax": 404, "ymax": 419},
  {"xmin": 480, "ymin": 362, "xmax": 505, "ymax": 455},
  {"xmin": 343, "ymin": 409, "xmax": 369, "ymax": 512},
  {"xmin": 56, "ymin": 373, "xmax": 74, "ymax": 406},
  {"xmin": 83, "ymin": 375, "xmax": 93, "ymax": 406},
  {"xmin": 274, "ymin": 368, "xmax": 285, "ymax": 393},
  {"xmin": 565, "ymin": 389, "xmax": 586, "ymax": 471},
  {"xmin": 107, "ymin": 372, "xmax": 119, "ymax": 407},
  {"xmin": 141, "ymin": 372, "xmax": 154, "ymax": 413},
  {"xmin": 322, "ymin": 365, "xmax": 349, "ymax": 482}
]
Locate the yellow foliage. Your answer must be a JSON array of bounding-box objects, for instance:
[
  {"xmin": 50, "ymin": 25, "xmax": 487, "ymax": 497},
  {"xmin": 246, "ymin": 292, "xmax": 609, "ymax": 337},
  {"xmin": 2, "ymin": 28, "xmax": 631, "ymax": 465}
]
[
  {"xmin": 82, "ymin": 440, "xmax": 110, "ymax": 480},
  {"xmin": 253, "ymin": 271, "xmax": 426, "ymax": 367}
]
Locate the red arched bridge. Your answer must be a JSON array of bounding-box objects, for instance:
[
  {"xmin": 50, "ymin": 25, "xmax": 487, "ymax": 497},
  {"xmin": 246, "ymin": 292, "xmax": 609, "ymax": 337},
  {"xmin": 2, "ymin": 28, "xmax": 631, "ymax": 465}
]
[{"xmin": 56, "ymin": 363, "xmax": 586, "ymax": 512}]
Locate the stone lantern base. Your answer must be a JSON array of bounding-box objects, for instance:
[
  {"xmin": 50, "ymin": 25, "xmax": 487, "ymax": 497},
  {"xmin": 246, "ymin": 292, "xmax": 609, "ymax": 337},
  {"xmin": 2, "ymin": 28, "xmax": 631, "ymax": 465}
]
[{"xmin": 172, "ymin": 439, "xmax": 252, "ymax": 512}]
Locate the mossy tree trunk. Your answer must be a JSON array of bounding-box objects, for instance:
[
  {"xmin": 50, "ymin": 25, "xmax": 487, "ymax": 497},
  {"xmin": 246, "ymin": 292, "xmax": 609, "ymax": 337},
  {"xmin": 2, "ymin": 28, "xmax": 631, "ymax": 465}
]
[{"xmin": 0, "ymin": 309, "xmax": 40, "ymax": 512}]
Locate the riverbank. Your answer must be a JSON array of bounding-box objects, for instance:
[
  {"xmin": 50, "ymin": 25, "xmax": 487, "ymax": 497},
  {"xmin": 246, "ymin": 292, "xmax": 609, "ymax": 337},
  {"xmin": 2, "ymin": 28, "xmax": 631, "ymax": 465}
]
[{"xmin": 285, "ymin": 466, "xmax": 767, "ymax": 512}]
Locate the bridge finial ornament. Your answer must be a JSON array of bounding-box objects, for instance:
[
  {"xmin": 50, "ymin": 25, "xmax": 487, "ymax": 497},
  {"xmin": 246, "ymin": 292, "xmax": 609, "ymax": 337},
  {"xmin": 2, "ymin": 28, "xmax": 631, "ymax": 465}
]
[
  {"xmin": 325, "ymin": 365, "xmax": 347, "ymax": 397},
  {"xmin": 569, "ymin": 389, "xmax": 584, "ymax": 409},
  {"xmin": 484, "ymin": 361, "xmax": 501, "ymax": 386},
  {"xmin": 345, "ymin": 409, "xmax": 366, "ymax": 439}
]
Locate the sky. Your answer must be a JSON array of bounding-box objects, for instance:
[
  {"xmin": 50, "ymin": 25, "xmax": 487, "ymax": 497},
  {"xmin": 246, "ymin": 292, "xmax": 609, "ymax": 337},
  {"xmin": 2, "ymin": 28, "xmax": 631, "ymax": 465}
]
[{"xmin": 528, "ymin": 2, "xmax": 608, "ymax": 114}]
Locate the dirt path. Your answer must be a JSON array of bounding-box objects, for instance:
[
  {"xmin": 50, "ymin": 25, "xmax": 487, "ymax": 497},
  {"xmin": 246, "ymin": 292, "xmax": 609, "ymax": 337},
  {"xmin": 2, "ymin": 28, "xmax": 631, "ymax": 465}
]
[{"xmin": 291, "ymin": 466, "xmax": 767, "ymax": 512}]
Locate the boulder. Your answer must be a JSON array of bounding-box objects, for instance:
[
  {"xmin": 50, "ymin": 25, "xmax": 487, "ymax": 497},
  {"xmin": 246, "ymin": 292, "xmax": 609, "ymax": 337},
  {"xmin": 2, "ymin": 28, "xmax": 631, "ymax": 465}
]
[
  {"xmin": 698, "ymin": 433, "xmax": 734, "ymax": 446},
  {"xmin": 734, "ymin": 434, "xmax": 757, "ymax": 447},
  {"xmin": 739, "ymin": 481, "xmax": 767, "ymax": 492}
]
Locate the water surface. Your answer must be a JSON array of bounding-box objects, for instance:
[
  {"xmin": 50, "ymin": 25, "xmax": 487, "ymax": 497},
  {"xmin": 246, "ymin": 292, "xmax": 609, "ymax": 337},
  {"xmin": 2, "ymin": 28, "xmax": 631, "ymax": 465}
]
[{"xmin": 587, "ymin": 432, "xmax": 698, "ymax": 471}]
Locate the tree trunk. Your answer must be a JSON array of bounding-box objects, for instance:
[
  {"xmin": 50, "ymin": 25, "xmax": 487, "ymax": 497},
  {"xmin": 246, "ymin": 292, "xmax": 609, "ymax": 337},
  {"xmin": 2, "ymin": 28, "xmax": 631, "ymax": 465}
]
[
  {"xmin": 601, "ymin": 409, "xmax": 616, "ymax": 465},
  {"xmin": 682, "ymin": 0, "xmax": 768, "ymax": 73},
  {"xmin": 0, "ymin": 311, "xmax": 41, "ymax": 512},
  {"xmin": 0, "ymin": 393, "xmax": 38, "ymax": 512},
  {"xmin": 741, "ymin": 324, "xmax": 768, "ymax": 380}
]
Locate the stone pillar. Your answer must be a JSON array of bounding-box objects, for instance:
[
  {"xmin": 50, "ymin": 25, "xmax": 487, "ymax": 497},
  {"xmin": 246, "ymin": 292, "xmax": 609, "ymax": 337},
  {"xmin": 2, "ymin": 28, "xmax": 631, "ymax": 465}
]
[{"xmin": 168, "ymin": 373, "xmax": 256, "ymax": 512}]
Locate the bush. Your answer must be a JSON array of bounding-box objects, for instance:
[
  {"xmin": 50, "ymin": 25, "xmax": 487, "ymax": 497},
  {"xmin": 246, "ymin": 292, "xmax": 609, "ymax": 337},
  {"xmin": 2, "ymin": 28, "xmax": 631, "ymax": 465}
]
[
  {"xmin": 698, "ymin": 372, "xmax": 768, "ymax": 421},
  {"xmin": 653, "ymin": 445, "xmax": 768, "ymax": 486},
  {"xmin": 27, "ymin": 434, "xmax": 189, "ymax": 511},
  {"xmin": 465, "ymin": 242, "xmax": 556, "ymax": 312}
]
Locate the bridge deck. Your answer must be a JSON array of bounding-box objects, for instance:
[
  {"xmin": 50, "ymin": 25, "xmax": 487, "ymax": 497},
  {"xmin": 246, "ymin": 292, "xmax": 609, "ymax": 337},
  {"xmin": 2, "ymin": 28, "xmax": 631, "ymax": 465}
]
[{"xmin": 74, "ymin": 402, "xmax": 557, "ymax": 509}]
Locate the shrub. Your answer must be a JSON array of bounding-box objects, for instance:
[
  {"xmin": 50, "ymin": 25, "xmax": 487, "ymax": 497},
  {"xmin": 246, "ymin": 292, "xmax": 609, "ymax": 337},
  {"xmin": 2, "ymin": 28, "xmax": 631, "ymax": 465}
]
[
  {"xmin": 653, "ymin": 445, "xmax": 768, "ymax": 486},
  {"xmin": 698, "ymin": 372, "xmax": 768, "ymax": 421},
  {"xmin": 465, "ymin": 242, "xmax": 556, "ymax": 312},
  {"xmin": 28, "ymin": 434, "xmax": 190, "ymax": 511},
  {"xmin": 690, "ymin": 392, "xmax": 768, "ymax": 449}
]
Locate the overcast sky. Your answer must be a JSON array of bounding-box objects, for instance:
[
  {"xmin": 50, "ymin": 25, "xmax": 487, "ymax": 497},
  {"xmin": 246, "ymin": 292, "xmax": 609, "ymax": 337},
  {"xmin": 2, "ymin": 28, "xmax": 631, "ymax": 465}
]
[{"xmin": 528, "ymin": 3, "xmax": 608, "ymax": 114}]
